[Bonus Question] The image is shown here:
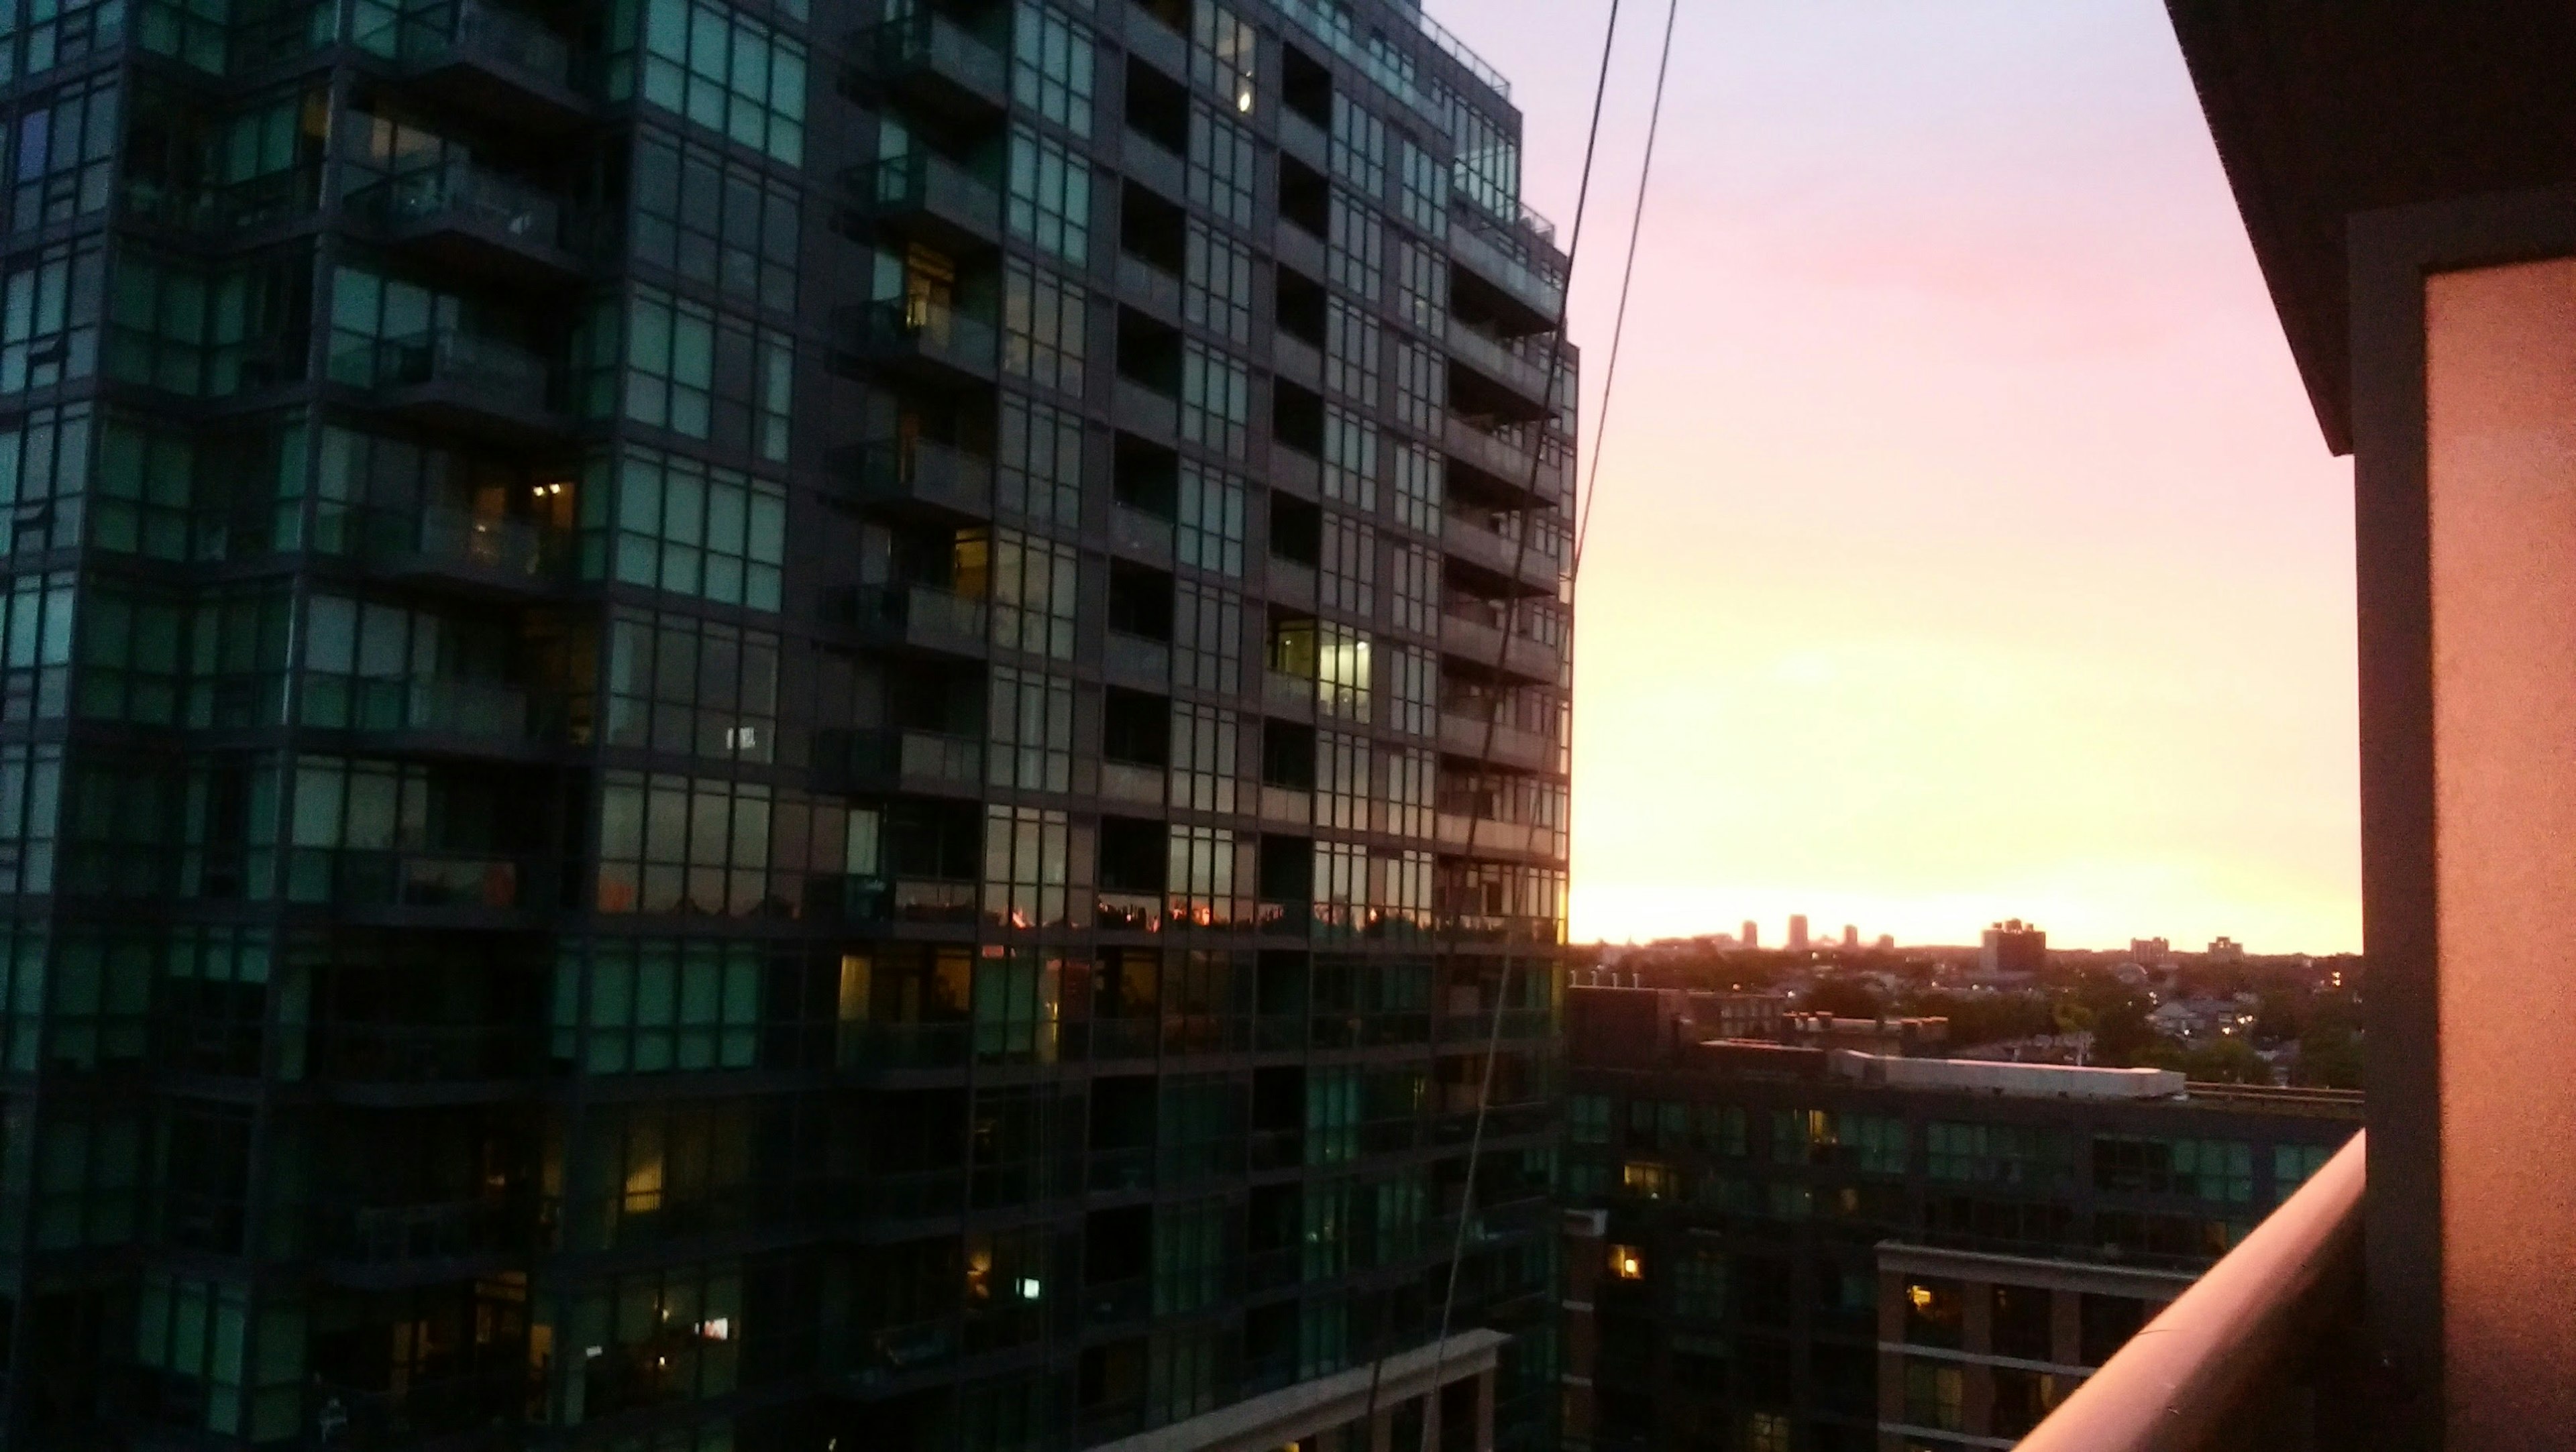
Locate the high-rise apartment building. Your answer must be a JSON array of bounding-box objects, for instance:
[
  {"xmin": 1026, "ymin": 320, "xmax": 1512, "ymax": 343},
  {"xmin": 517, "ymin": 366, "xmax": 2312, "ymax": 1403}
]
[
  {"xmin": 1978, "ymin": 919, "xmax": 2045, "ymax": 976},
  {"xmin": 1787, "ymin": 915, "xmax": 1808, "ymax": 952},
  {"xmin": 0, "ymin": 0, "xmax": 1574, "ymax": 1445}
]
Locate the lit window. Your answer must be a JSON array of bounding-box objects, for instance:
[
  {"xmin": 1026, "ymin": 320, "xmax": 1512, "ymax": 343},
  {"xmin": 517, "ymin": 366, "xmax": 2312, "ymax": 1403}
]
[{"xmin": 1607, "ymin": 1243, "xmax": 1644, "ymax": 1280}]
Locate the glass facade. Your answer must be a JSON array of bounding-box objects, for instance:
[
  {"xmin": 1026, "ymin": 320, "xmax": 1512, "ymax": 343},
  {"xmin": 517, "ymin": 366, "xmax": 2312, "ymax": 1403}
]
[{"xmin": 0, "ymin": 0, "xmax": 1571, "ymax": 1447}]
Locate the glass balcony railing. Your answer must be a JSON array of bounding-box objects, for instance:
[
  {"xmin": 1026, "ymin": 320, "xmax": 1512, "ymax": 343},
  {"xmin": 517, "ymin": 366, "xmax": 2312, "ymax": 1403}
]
[
  {"xmin": 388, "ymin": 0, "xmax": 573, "ymax": 88},
  {"xmin": 330, "ymin": 502, "xmax": 569, "ymax": 585},
  {"xmin": 854, "ymin": 11, "xmax": 1007, "ymax": 113},
  {"xmin": 839, "ymin": 298, "xmax": 1000, "ymax": 381},
  {"xmin": 829, "ymin": 437, "xmax": 994, "ymax": 515},
  {"xmin": 330, "ymin": 329, "xmax": 561, "ymax": 427},
  {"xmin": 347, "ymin": 160, "xmax": 569, "ymax": 253},
  {"xmin": 2015, "ymin": 1133, "xmax": 2365, "ymax": 1452},
  {"xmin": 845, "ymin": 152, "xmax": 1002, "ymax": 244}
]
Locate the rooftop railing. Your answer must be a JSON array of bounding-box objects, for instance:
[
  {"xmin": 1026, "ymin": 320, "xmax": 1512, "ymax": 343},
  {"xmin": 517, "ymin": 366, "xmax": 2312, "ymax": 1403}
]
[{"xmin": 2017, "ymin": 1129, "xmax": 2365, "ymax": 1452}]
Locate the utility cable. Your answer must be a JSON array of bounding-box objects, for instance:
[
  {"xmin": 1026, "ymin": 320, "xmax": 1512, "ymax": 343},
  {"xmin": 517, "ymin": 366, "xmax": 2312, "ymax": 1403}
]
[
  {"xmin": 1381, "ymin": 0, "xmax": 1658, "ymax": 1441},
  {"xmin": 1571, "ymin": 0, "xmax": 1681, "ymax": 581}
]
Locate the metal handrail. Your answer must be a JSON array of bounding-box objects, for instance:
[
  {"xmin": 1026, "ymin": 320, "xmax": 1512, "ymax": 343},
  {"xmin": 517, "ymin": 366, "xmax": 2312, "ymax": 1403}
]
[{"xmin": 2017, "ymin": 1130, "xmax": 2365, "ymax": 1452}]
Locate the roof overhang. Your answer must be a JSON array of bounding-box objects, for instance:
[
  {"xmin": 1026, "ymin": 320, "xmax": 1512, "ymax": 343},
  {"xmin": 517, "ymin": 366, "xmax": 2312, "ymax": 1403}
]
[{"xmin": 2165, "ymin": 3, "xmax": 2576, "ymax": 455}]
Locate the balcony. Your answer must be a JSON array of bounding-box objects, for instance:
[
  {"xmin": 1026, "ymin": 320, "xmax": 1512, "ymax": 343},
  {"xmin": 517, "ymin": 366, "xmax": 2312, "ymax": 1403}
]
[
  {"xmin": 1444, "ymin": 414, "xmax": 1566, "ymax": 500},
  {"xmin": 1276, "ymin": 221, "xmax": 1328, "ymax": 282},
  {"xmin": 316, "ymin": 1196, "xmax": 521, "ymax": 1279},
  {"xmin": 825, "ymin": 438, "xmax": 994, "ymax": 518},
  {"xmin": 344, "ymin": 503, "xmax": 569, "ymax": 596},
  {"xmin": 1273, "ymin": 331, "xmax": 1323, "ymax": 390},
  {"xmin": 347, "ymin": 160, "xmax": 579, "ymax": 286},
  {"xmin": 1264, "ymin": 556, "xmax": 1318, "ymax": 608},
  {"xmin": 814, "ymin": 728, "xmax": 983, "ymax": 797},
  {"xmin": 1118, "ymin": 252, "xmax": 1182, "ymax": 321},
  {"xmin": 1124, "ymin": 133, "xmax": 1186, "ymax": 202},
  {"xmin": 1115, "ymin": 376, "xmax": 1179, "ymax": 443},
  {"xmin": 1259, "ymin": 784, "xmax": 1311, "ymax": 826},
  {"xmin": 1449, "ymin": 219, "xmax": 1568, "ymax": 333},
  {"xmin": 2016, "ymin": 1133, "xmax": 2364, "ymax": 1452},
  {"xmin": 1280, "ymin": 109, "xmax": 1328, "ymax": 170},
  {"xmin": 1101, "ymin": 760, "xmax": 1164, "ymax": 806},
  {"xmin": 1264, "ymin": 669, "xmax": 1316, "ymax": 718},
  {"xmin": 330, "ymin": 330, "xmax": 567, "ymax": 442},
  {"xmin": 1269, "ymin": 440, "xmax": 1322, "ymax": 500},
  {"xmin": 1441, "ymin": 510, "xmax": 1565, "ymax": 592},
  {"xmin": 1105, "ymin": 630, "xmax": 1172, "ymax": 687},
  {"xmin": 1124, "ymin": 3, "xmax": 1187, "ymax": 78},
  {"xmin": 394, "ymin": 0, "xmax": 588, "ymax": 131},
  {"xmin": 845, "ymin": 152, "xmax": 1003, "ymax": 253},
  {"xmin": 828, "ymin": 583, "xmax": 989, "ymax": 657},
  {"xmin": 1109, "ymin": 502, "xmax": 1174, "ymax": 567},
  {"xmin": 1433, "ymin": 812, "xmax": 1548, "ymax": 858},
  {"xmin": 838, "ymin": 300, "xmax": 999, "ymax": 386},
  {"xmin": 850, "ymin": 11, "xmax": 1007, "ymax": 121},
  {"xmin": 1448, "ymin": 317, "xmax": 1555, "ymax": 421},
  {"xmin": 1440, "ymin": 610, "xmax": 1561, "ymax": 683},
  {"xmin": 305, "ymin": 676, "xmax": 539, "ymax": 745},
  {"xmin": 1438, "ymin": 710, "xmax": 1554, "ymax": 772}
]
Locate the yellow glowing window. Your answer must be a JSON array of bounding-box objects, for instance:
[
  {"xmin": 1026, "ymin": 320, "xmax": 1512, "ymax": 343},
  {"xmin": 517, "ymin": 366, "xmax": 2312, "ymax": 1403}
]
[{"xmin": 1607, "ymin": 1243, "xmax": 1645, "ymax": 1280}]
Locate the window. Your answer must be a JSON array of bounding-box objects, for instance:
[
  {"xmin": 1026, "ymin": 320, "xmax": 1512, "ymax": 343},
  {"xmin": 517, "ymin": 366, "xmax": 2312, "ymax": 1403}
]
[
  {"xmin": 1153, "ymin": 1198, "xmax": 1226, "ymax": 1315},
  {"xmin": 1173, "ymin": 579, "xmax": 1241, "ymax": 694},
  {"xmin": 1314, "ymin": 838, "xmax": 1367, "ymax": 929},
  {"xmin": 1185, "ymin": 101, "xmax": 1255, "ymax": 227},
  {"xmin": 1391, "ymin": 541, "xmax": 1436, "ymax": 636},
  {"xmin": 1007, "ymin": 124, "xmax": 1091, "ymax": 264},
  {"xmin": 1175, "ymin": 459, "xmax": 1244, "ymax": 575},
  {"xmin": 10, "ymin": 72, "xmax": 117, "ymax": 234},
  {"xmin": 1322, "ymin": 406, "xmax": 1377, "ymax": 509},
  {"xmin": 1385, "ymin": 746, "xmax": 1432, "ymax": 838},
  {"xmin": 1386, "ymin": 643, "xmax": 1434, "ymax": 736},
  {"xmin": 998, "ymin": 392, "xmax": 1083, "ymax": 526},
  {"xmin": 604, "ymin": 608, "xmax": 781, "ymax": 761},
  {"xmin": 596, "ymin": 771, "xmax": 807, "ymax": 915},
  {"xmin": 1314, "ymin": 621, "xmax": 1370, "ymax": 720},
  {"xmin": 989, "ymin": 527, "xmax": 1078, "ymax": 659},
  {"xmin": 1321, "ymin": 511, "xmax": 1375, "ymax": 619},
  {"xmin": 2274, "ymin": 1140, "xmax": 2339, "ymax": 1197},
  {"xmin": 1012, "ymin": 0, "xmax": 1094, "ymax": 137},
  {"xmin": 1187, "ymin": 1, "xmax": 1254, "ymax": 113},
  {"xmin": 1695, "ymin": 1103, "xmax": 1750, "ymax": 1156},
  {"xmin": 1327, "ymin": 191, "xmax": 1383, "ymax": 299},
  {"xmin": 553, "ymin": 1262, "xmax": 745, "ymax": 1418},
  {"xmin": 1393, "ymin": 441, "xmax": 1440, "ymax": 535},
  {"xmin": 0, "ymin": 400, "xmax": 88, "ymax": 555},
  {"xmin": 1182, "ymin": 220, "xmax": 1252, "ymax": 344},
  {"xmin": 1328, "ymin": 94, "xmax": 1385, "ymax": 197},
  {"xmin": 614, "ymin": 284, "xmax": 794, "ymax": 461},
  {"xmin": 0, "ymin": 741, "xmax": 59, "ymax": 893},
  {"xmin": 631, "ymin": 0, "xmax": 807, "ymax": 164},
  {"xmin": 1002, "ymin": 258, "xmax": 1086, "ymax": 396},
  {"xmin": 984, "ymin": 802, "xmax": 1069, "ymax": 929},
  {"xmin": 1324, "ymin": 297, "xmax": 1379, "ymax": 404},
  {"xmin": 1395, "ymin": 236, "xmax": 1446, "ymax": 335},
  {"xmin": 1672, "ymin": 1251, "xmax": 1726, "ymax": 1321},
  {"xmin": 1318, "ymin": 730, "xmax": 1370, "ymax": 831},
  {"xmin": 631, "ymin": 126, "xmax": 801, "ymax": 312},
  {"xmin": 2093, "ymin": 1135, "xmax": 2254, "ymax": 1203},
  {"xmin": 1393, "ymin": 334, "xmax": 1444, "ymax": 434},
  {"xmin": 15, "ymin": 0, "xmax": 129, "ymax": 82},
  {"xmin": 1169, "ymin": 702, "xmax": 1236, "ymax": 813},
  {"xmin": 0, "ymin": 566, "xmax": 71, "ymax": 721},
  {"xmin": 132, "ymin": 1274, "xmax": 302, "ymax": 1441},
  {"xmin": 1167, "ymin": 823, "xmax": 1240, "ymax": 927},
  {"xmin": 1180, "ymin": 341, "xmax": 1248, "ymax": 458},
  {"xmin": 1605, "ymin": 1243, "xmax": 1644, "ymax": 1280},
  {"xmin": 2, "ymin": 235, "xmax": 102, "ymax": 394},
  {"xmin": 603, "ymin": 447, "xmax": 787, "ymax": 612},
  {"xmin": 1619, "ymin": 1161, "xmax": 1673, "ymax": 1199},
  {"xmin": 1397, "ymin": 133, "xmax": 1446, "ymax": 239},
  {"xmin": 1446, "ymin": 89, "xmax": 1520, "ymax": 221},
  {"xmin": 1377, "ymin": 848, "xmax": 1430, "ymax": 928},
  {"xmin": 1902, "ymin": 1361, "xmax": 1965, "ymax": 1432},
  {"xmin": 1928, "ymin": 1121, "xmax": 2073, "ymax": 1188},
  {"xmin": 974, "ymin": 947, "xmax": 1059, "ymax": 1062},
  {"xmin": 988, "ymin": 664, "xmax": 1073, "ymax": 793},
  {"xmin": 556, "ymin": 938, "xmax": 760, "ymax": 1073}
]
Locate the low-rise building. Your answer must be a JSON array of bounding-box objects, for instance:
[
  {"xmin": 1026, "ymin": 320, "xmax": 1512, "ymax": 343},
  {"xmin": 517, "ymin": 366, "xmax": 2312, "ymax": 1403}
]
[{"xmin": 1556, "ymin": 985, "xmax": 2362, "ymax": 1452}]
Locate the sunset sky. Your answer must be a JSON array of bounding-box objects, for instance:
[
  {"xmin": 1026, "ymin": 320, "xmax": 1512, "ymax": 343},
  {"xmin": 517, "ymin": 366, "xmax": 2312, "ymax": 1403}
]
[{"xmin": 1425, "ymin": 1, "xmax": 2362, "ymax": 951}]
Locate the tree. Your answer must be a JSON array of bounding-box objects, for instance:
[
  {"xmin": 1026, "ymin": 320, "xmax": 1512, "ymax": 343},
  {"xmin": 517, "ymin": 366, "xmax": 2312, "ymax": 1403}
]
[
  {"xmin": 2181, "ymin": 1036, "xmax": 2270, "ymax": 1085},
  {"xmin": 1801, "ymin": 977, "xmax": 1884, "ymax": 1021}
]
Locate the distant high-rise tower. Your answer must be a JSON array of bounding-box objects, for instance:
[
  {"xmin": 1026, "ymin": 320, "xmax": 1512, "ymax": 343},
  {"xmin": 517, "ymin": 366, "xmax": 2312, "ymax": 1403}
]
[
  {"xmin": 1843, "ymin": 924, "xmax": 1860, "ymax": 950},
  {"xmin": 1789, "ymin": 915, "xmax": 1811, "ymax": 951},
  {"xmin": 1743, "ymin": 919, "xmax": 1761, "ymax": 950},
  {"xmin": 1982, "ymin": 919, "xmax": 2049, "ymax": 975}
]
